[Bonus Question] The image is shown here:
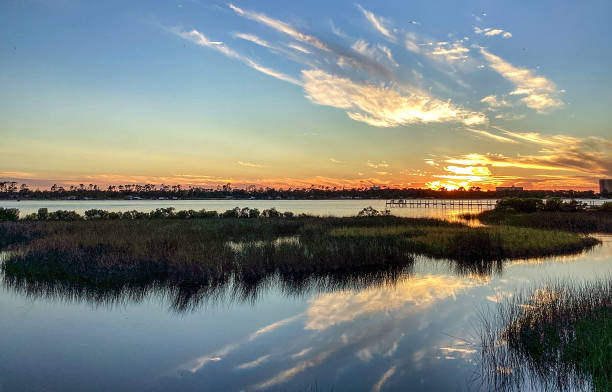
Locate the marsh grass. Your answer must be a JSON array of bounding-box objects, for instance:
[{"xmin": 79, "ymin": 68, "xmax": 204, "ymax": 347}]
[
  {"xmin": 1, "ymin": 217, "xmax": 424, "ymax": 288},
  {"xmin": 1, "ymin": 218, "xmax": 598, "ymax": 283},
  {"xmin": 481, "ymin": 280, "xmax": 612, "ymax": 391},
  {"xmin": 0, "ymin": 213, "xmax": 601, "ymax": 313},
  {"xmin": 468, "ymin": 209, "xmax": 612, "ymax": 233},
  {"xmin": 330, "ymin": 225, "xmax": 598, "ymax": 261}
]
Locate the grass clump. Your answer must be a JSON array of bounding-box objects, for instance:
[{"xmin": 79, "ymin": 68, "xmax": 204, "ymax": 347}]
[
  {"xmin": 466, "ymin": 197, "xmax": 612, "ymax": 233},
  {"xmin": 1, "ymin": 216, "xmax": 423, "ymax": 288},
  {"xmin": 330, "ymin": 225, "xmax": 598, "ymax": 261},
  {"xmin": 473, "ymin": 210, "xmax": 612, "ymax": 233},
  {"xmin": 481, "ymin": 280, "xmax": 612, "ymax": 391},
  {"xmin": 0, "ymin": 210, "xmax": 600, "ymax": 305}
]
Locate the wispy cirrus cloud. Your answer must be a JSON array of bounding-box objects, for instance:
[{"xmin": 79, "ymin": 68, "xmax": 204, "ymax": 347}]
[
  {"xmin": 290, "ymin": 347, "xmax": 312, "ymax": 359},
  {"xmin": 351, "ymin": 40, "xmax": 398, "ymax": 68},
  {"xmin": 233, "ymin": 32, "xmax": 274, "ymax": 49},
  {"xmin": 236, "ymin": 354, "xmax": 272, "ymax": 370},
  {"xmin": 474, "ymin": 26, "xmax": 512, "ymax": 39},
  {"xmin": 430, "ymin": 40, "xmax": 470, "ymax": 62},
  {"xmin": 447, "ymin": 132, "xmax": 612, "ymax": 175},
  {"xmin": 371, "ymin": 366, "xmax": 397, "ymax": 392},
  {"xmin": 229, "ymin": 3, "xmax": 395, "ymax": 80},
  {"xmin": 404, "ymin": 33, "xmax": 473, "ymax": 66},
  {"xmin": 252, "ymin": 350, "xmax": 335, "ymax": 390},
  {"xmin": 229, "ymin": 3, "xmax": 330, "ymax": 52},
  {"xmin": 302, "ymin": 69, "xmax": 487, "ymax": 127},
  {"xmin": 0, "ymin": 171, "xmax": 36, "ymax": 179},
  {"xmin": 480, "ymin": 95, "xmax": 512, "ymax": 109},
  {"xmin": 465, "ymin": 128, "xmax": 518, "ymax": 144},
  {"xmin": 170, "ymin": 2, "xmax": 571, "ymax": 145},
  {"xmin": 480, "ymin": 47, "xmax": 563, "ymax": 112},
  {"xmin": 287, "ymin": 42, "xmax": 311, "ymax": 54},
  {"xmin": 175, "ymin": 29, "xmax": 301, "ymax": 85},
  {"xmin": 493, "ymin": 126, "xmax": 579, "ymax": 146},
  {"xmin": 367, "ymin": 160, "xmax": 389, "ymax": 169},
  {"xmin": 430, "ymin": 129, "xmax": 612, "ymax": 190},
  {"xmin": 494, "ymin": 112, "xmax": 526, "ymax": 121},
  {"xmin": 448, "ymin": 150, "xmax": 610, "ymax": 175},
  {"xmin": 237, "ymin": 161, "xmax": 264, "ymax": 168},
  {"xmin": 356, "ymin": 4, "xmax": 396, "ymax": 42}
]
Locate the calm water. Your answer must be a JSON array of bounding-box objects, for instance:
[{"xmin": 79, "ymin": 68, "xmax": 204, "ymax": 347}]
[
  {"xmin": 0, "ymin": 199, "xmax": 497, "ymax": 222},
  {"xmin": 0, "ymin": 201, "xmax": 610, "ymax": 391}
]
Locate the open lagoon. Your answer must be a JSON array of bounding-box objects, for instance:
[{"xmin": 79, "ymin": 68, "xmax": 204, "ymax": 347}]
[{"xmin": 0, "ymin": 201, "xmax": 610, "ymax": 391}]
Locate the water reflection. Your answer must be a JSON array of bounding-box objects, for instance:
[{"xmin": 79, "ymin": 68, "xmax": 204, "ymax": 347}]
[
  {"xmin": 304, "ymin": 274, "xmax": 484, "ymax": 331},
  {"xmin": 480, "ymin": 333, "xmax": 592, "ymax": 392},
  {"xmin": 480, "ymin": 311, "xmax": 593, "ymax": 392},
  {"xmin": 1, "ymin": 245, "xmax": 597, "ymax": 315},
  {"xmin": 166, "ymin": 265, "xmax": 491, "ymax": 391},
  {"xmin": 1, "ymin": 262, "xmax": 414, "ymax": 313},
  {"xmin": 0, "ymin": 239, "xmax": 610, "ymax": 391}
]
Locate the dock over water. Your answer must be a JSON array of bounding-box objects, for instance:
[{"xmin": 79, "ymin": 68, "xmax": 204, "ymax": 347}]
[{"xmin": 386, "ymin": 199, "xmax": 497, "ymax": 209}]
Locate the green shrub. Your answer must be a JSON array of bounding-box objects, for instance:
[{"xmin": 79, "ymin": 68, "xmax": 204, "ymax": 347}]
[
  {"xmin": 261, "ymin": 208, "xmax": 281, "ymax": 218},
  {"xmin": 248, "ymin": 208, "xmax": 260, "ymax": 218},
  {"xmin": 149, "ymin": 207, "xmax": 175, "ymax": 219},
  {"xmin": 495, "ymin": 197, "xmax": 543, "ymax": 213},
  {"xmin": 37, "ymin": 208, "xmax": 48, "ymax": 220},
  {"xmin": 221, "ymin": 207, "xmax": 241, "ymax": 218},
  {"xmin": 0, "ymin": 207, "xmax": 19, "ymax": 221},
  {"xmin": 47, "ymin": 210, "xmax": 82, "ymax": 221}
]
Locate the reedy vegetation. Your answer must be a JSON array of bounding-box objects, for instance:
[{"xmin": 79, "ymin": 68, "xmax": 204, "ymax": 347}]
[
  {"xmin": 466, "ymin": 198, "xmax": 612, "ymax": 233},
  {"xmin": 481, "ymin": 280, "xmax": 612, "ymax": 392},
  {"xmin": 0, "ymin": 207, "xmax": 599, "ymax": 290}
]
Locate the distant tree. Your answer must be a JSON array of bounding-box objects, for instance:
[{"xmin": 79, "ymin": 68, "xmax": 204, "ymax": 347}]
[{"xmin": 0, "ymin": 207, "xmax": 19, "ymax": 221}]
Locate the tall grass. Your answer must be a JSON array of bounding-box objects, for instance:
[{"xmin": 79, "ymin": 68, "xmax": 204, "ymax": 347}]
[
  {"xmin": 472, "ymin": 210, "xmax": 612, "ymax": 233},
  {"xmin": 465, "ymin": 198, "xmax": 612, "ymax": 233},
  {"xmin": 330, "ymin": 225, "xmax": 599, "ymax": 261},
  {"xmin": 0, "ymin": 214, "xmax": 601, "ymax": 314},
  {"xmin": 481, "ymin": 279, "xmax": 612, "ymax": 391},
  {"xmin": 1, "ymin": 217, "xmax": 423, "ymax": 287}
]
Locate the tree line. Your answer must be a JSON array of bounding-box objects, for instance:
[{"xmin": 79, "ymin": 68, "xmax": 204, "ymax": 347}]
[{"xmin": 0, "ymin": 181, "xmax": 602, "ymax": 200}]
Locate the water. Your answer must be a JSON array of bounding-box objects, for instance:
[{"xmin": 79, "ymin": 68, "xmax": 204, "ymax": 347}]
[
  {"xmin": 2, "ymin": 198, "xmax": 608, "ymax": 219},
  {"xmin": 0, "ymin": 202, "xmax": 610, "ymax": 391},
  {"xmin": 0, "ymin": 199, "xmax": 495, "ymax": 221}
]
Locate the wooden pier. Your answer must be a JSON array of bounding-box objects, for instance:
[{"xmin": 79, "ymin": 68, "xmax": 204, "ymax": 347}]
[
  {"xmin": 386, "ymin": 199, "xmax": 599, "ymax": 209},
  {"xmin": 385, "ymin": 199, "xmax": 497, "ymax": 209}
]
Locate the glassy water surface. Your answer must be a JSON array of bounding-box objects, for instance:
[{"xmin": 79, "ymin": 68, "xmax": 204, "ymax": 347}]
[
  {"xmin": 0, "ymin": 201, "xmax": 610, "ymax": 391},
  {"xmin": 1, "ymin": 199, "xmax": 495, "ymax": 221}
]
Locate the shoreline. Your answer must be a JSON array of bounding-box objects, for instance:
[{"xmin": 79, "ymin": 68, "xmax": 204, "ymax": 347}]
[{"xmin": 1, "ymin": 210, "xmax": 601, "ymax": 290}]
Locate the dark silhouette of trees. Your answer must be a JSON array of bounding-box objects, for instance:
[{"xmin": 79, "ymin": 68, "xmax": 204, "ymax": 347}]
[{"xmin": 0, "ymin": 182, "xmax": 602, "ymax": 201}]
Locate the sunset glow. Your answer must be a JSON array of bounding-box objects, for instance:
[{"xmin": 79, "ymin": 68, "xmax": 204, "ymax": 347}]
[{"xmin": 1, "ymin": 1, "xmax": 610, "ymax": 191}]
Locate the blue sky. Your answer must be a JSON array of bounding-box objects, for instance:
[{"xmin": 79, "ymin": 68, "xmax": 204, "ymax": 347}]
[{"xmin": 1, "ymin": 0, "xmax": 611, "ymax": 190}]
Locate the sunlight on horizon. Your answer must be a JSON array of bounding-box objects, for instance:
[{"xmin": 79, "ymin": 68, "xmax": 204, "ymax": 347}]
[{"xmin": 1, "ymin": 1, "xmax": 610, "ymax": 191}]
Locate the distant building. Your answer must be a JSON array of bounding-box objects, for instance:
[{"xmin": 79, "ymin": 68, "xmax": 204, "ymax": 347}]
[
  {"xmin": 600, "ymin": 179, "xmax": 612, "ymax": 195},
  {"xmin": 496, "ymin": 186, "xmax": 524, "ymax": 191}
]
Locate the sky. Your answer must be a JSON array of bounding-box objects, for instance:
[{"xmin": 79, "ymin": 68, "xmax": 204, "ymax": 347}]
[{"xmin": 1, "ymin": 0, "xmax": 611, "ymax": 191}]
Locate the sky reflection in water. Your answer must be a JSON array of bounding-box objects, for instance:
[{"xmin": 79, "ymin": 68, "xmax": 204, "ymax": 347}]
[{"xmin": 0, "ymin": 229, "xmax": 610, "ymax": 391}]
